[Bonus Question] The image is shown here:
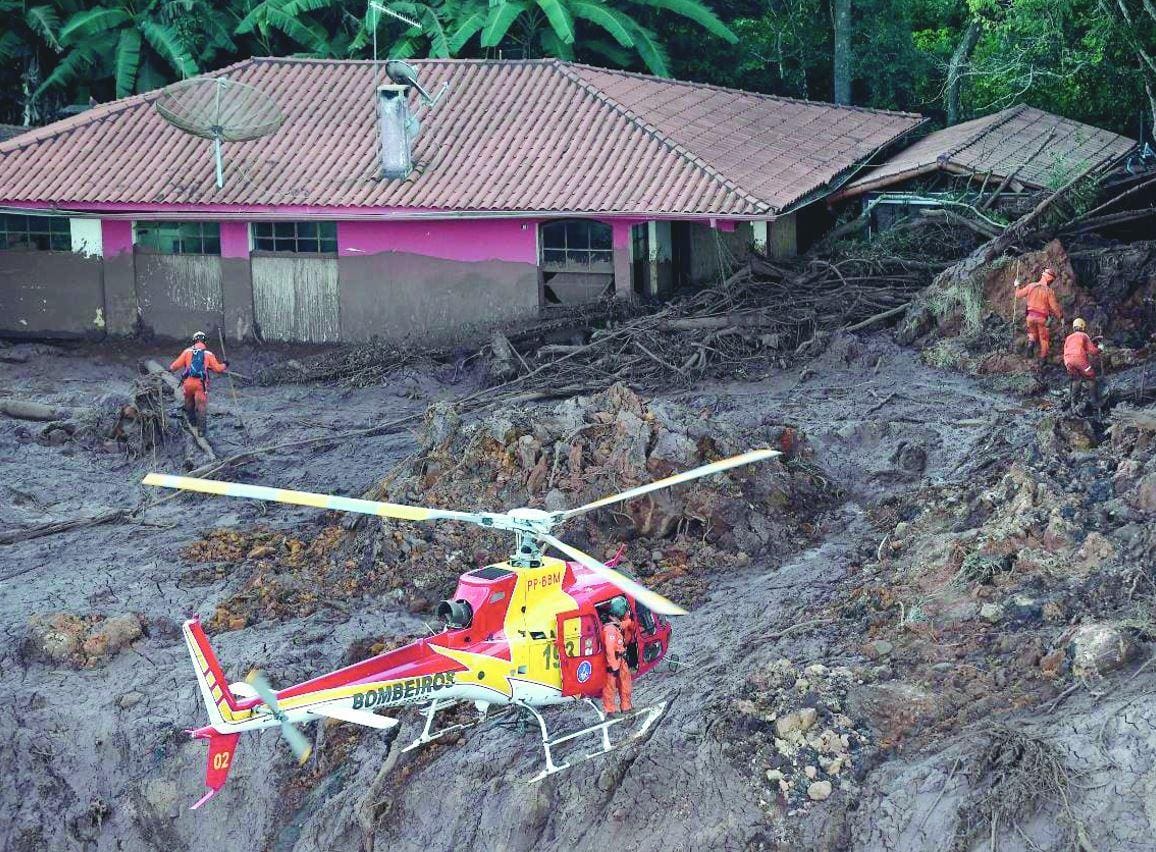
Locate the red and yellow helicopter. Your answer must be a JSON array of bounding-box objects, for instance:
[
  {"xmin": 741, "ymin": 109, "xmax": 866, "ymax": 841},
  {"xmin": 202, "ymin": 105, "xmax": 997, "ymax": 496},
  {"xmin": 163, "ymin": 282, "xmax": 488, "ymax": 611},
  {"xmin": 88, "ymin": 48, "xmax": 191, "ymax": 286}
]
[{"xmin": 143, "ymin": 448, "xmax": 777, "ymax": 809}]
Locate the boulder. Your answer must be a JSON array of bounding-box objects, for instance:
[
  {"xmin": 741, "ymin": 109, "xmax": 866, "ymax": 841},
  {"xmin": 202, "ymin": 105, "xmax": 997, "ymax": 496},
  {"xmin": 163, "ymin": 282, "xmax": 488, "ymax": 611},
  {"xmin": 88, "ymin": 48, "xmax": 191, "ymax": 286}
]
[
  {"xmin": 807, "ymin": 780, "xmax": 833, "ymax": 801},
  {"xmin": 846, "ymin": 682, "xmax": 939, "ymax": 743},
  {"xmin": 1070, "ymin": 622, "xmax": 1139, "ymax": 678},
  {"xmin": 774, "ymin": 707, "xmax": 818, "ymax": 738}
]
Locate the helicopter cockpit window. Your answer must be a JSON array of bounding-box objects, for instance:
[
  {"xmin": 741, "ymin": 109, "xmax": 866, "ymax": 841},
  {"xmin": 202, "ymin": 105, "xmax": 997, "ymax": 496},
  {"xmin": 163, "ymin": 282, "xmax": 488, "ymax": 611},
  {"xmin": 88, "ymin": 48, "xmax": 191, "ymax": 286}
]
[{"xmin": 635, "ymin": 602, "xmax": 658, "ymax": 635}]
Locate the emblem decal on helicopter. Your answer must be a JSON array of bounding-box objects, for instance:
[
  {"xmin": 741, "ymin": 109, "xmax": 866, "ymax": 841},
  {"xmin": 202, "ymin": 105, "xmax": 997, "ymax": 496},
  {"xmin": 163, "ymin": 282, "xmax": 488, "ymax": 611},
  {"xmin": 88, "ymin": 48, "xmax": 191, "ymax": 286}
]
[
  {"xmin": 352, "ymin": 672, "xmax": 457, "ymax": 709},
  {"xmin": 576, "ymin": 660, "xmax": 592, "ymax": 683}
]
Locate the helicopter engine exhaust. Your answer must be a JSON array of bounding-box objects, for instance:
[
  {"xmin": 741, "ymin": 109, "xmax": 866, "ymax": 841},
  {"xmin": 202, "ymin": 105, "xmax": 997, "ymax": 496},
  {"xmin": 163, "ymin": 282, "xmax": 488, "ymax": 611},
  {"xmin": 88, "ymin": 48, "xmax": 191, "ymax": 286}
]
[{"xmin": 437, "ymin": 599, "xmax": 473, "ymax": 628}]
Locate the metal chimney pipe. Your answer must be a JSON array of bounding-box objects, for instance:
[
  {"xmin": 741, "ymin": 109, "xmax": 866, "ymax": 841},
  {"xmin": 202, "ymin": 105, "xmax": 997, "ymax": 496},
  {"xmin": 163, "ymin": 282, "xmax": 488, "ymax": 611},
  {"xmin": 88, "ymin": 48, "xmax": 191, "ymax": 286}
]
[{"xmin": 377, "ymin": 83, "xmax": 413, "ymax": 180}]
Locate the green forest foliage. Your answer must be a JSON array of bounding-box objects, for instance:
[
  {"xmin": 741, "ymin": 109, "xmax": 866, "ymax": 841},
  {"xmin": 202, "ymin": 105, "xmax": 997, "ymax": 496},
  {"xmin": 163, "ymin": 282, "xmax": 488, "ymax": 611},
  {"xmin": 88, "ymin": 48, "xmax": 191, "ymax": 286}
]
[{"xmin": 0, "ymin": 0, "xmax": 1152, "ymax": 136}]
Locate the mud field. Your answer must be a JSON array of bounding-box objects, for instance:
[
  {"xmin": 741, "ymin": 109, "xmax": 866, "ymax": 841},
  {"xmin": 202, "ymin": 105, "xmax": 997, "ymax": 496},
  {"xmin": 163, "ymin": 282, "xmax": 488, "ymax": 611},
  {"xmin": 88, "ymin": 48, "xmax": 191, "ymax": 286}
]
[{"xmin": 2, "ymin": 333, "xmax": 1154, "ymax": 852}]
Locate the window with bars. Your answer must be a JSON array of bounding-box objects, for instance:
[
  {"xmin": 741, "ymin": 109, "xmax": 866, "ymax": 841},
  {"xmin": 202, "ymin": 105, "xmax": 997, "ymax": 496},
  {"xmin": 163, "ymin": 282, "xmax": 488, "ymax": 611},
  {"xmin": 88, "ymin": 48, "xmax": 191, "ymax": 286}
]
[
  {"xmin": 0, "ymin": 214, "xmax": 70, "ymax": 251},
  {"xmin": 252, "ymin": 221, "xmax": 337, "ymax": 254},
  {"xmin": 540, "ymin": 220, "xmax": 613, "ymax": 269},
  {"xmin": 136, "ymin": 221, "xmax": 221, "ymax": 255}
]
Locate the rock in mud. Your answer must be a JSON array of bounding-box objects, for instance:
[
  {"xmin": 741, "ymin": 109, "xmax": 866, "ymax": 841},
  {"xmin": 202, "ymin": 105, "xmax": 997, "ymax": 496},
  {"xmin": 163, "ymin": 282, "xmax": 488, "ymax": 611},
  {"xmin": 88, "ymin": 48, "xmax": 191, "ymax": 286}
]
[
  {"xmin": 775, "ymin": 707, "xmax": 818, "ymax": 738},
  {"xmin": 24, "ymin": 612, "xmax": 144, "ymax": 668},
  {"xmin": 807, "ymin": 780, "xmax": 833, "ymax": 801},
  {"xmin": 846, "ymin": 682, "xmax": 938, "ymax": 743},
  {"xmin": 1070, "ymin": 622, "xmax": 1139, "ymax": 678}
]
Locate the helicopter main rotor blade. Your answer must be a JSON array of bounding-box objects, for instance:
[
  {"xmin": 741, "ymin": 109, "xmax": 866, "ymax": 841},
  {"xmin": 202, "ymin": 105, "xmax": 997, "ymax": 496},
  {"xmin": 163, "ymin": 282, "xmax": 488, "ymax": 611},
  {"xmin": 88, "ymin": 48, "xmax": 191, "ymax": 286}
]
[
  {"xmin": 540, "ymin": 533, "xmax": 687, "ymax": 617},
  {"xmin": 142, "ymin": 474, "xmax": 484, "ymax": 525},
  {"xmin": 555, "ymin": 448, "xmax": 781, "ymax": 521}
]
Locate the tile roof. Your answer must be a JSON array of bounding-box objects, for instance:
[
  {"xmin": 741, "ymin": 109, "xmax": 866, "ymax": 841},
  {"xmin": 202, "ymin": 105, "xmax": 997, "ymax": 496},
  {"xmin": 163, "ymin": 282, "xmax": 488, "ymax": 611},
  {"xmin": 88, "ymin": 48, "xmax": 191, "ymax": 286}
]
[
  {"xmin": 837, "ymin": 104, "xmax": 1136, "ymax": 199},
  {"xmin": 0, "ymin": 58, "xmax": 924, "ymax": 217}
]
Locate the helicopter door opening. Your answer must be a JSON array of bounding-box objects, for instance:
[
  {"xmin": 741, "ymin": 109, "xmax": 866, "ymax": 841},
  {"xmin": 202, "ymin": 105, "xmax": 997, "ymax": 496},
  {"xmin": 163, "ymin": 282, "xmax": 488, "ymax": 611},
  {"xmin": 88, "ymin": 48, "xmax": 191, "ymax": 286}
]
[
  {"xmin": 633, "ymin": 602, "xmax": 666, "ymax": 675},
  {"xmin": 556, "ymin": 612, "xmax": 604, "ymax": 698}
]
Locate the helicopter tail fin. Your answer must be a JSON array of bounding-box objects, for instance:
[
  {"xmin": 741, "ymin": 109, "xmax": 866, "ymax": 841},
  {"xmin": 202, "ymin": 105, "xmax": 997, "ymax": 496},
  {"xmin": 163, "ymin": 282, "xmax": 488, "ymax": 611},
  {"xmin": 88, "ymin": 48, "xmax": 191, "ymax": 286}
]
[
  {"xmin": 183, "ymin": 617, "xmax": 245, "ymax": 725},
  {"xmin": 183, "ymin": 618, "xmax": 248, "ymax": 809}
]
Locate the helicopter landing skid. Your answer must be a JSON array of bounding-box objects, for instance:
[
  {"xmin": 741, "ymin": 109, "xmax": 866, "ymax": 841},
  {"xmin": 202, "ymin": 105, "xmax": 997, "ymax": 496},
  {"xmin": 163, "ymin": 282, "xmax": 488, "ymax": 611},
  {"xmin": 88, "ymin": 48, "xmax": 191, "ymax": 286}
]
[
  {"xmin": 401, "ymin": 699, "xmax": 489, "ymax": 752},
  {"xmin": 522, "ymin": 698, "xmax": 668, "ymax": 783}
]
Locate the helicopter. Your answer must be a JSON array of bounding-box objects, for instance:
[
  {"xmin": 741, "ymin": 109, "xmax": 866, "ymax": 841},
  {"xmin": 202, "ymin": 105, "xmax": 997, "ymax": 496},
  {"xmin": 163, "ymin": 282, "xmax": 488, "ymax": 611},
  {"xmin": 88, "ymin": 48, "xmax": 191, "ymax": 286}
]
[{"xmin": 143, "ymin": 448, "xmax": 778, "ymax": 809}]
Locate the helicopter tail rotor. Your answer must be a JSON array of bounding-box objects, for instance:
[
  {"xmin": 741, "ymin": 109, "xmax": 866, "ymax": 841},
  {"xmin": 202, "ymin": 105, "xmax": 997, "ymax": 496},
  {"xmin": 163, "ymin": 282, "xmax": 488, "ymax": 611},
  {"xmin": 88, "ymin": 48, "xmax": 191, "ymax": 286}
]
[{"xmin": 246, "ymin": 671, "xmax": 313, "ymax": 764}]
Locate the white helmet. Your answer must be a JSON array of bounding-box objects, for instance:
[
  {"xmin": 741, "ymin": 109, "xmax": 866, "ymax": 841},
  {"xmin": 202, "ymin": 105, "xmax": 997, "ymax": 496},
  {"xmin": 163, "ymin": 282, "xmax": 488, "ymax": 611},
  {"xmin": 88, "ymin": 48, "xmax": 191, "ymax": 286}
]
[{"xmin": 192, "ymin": 331, "xmax": 207, "ymax": 342}]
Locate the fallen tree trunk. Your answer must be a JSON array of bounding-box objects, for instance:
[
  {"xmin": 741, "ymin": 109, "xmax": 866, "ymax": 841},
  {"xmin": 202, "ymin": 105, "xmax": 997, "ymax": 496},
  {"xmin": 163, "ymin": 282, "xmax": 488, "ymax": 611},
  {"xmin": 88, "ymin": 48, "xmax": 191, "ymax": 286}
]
[
  {"xmin": 0, "ymin": 399, "xmax": 65, "ymax": 421},
  {"xmin": 142, "ymin": 359, "xmax": 216, "ymax": 461}
]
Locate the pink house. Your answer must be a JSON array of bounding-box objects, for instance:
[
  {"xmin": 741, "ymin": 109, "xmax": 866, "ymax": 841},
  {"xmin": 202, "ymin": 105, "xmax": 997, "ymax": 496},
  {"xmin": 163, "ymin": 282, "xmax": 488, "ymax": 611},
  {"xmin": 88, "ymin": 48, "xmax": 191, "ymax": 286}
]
[{"xmin": 0, "ymin": 58, "xmax": 923, "ymax": 343}]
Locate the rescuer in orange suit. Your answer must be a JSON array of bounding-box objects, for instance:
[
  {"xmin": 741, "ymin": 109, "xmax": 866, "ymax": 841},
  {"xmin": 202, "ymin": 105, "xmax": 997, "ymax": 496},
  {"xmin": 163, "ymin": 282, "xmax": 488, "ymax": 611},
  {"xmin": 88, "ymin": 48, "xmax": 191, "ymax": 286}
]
[
  {"xmin": 602, "ymin": 597, "xmax": 633, "ymax": 715},
  {"xmin": 1014, "ymin": 268, "xmax": 1063, "ymax": 361},
  {"xmin": 170, "ymin": 331, "xmax": 228, "ymax": 435},
  {"xmin": 1063, "ymin": 318, "xmax": 1102, "ymax": 415}
]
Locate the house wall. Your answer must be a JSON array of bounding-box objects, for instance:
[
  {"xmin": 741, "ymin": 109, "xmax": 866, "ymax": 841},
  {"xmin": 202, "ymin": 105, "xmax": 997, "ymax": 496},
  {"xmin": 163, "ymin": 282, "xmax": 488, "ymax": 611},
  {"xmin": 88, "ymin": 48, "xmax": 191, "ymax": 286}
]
[
  {"xmin": 0, "ymin": 250, "xmax": 105, "ymax": 336},
  {"xmin": 690, "ymin": 221, "xmax": 754, "ymax": 286},
  {"xmin": 98, "ymin": 220, "xmax": 137, "ymax": 336},
  {"xmin": 135, "ymin": 253, "xmax": 224, "ymax": 339},
  {"xmin": 335, "ymin": 219, "xmax": 540, "ymax": 343},
  {"xmin": 0, "ymin": 213, "xmax": 762, "ymax": 343}
]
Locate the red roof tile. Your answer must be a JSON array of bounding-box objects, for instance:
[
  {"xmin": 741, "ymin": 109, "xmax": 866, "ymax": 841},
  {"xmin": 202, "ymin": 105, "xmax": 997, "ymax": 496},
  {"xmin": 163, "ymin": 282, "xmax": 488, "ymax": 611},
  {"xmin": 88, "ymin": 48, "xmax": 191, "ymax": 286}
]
[
  {"xmin": 0, "ymin": 58, "xmax": 924, "ymax": 217},
  {"xmin": 838, "ymin": 104, "xmax": 1136, "ymax": 198}
]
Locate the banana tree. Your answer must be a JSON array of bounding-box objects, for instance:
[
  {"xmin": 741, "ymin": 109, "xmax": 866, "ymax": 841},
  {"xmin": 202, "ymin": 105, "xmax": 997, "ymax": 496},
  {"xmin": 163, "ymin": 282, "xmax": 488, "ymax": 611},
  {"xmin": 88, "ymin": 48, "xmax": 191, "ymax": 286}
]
[
  {"xmin": 0, "ymin": 0, "xmax": 67, "ymax": 122},
  {"xmin": 41, "ymin": 0, "xmax": 203, "ymax": 99},
  {"xmin": 476, "ymin": 0, "xmax": 737, "ymax": 75}
]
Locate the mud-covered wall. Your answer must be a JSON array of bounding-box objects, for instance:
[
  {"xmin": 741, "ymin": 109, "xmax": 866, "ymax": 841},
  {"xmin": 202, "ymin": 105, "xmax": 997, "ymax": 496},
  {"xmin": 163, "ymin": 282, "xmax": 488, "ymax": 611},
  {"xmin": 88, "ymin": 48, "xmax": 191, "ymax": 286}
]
[
  {"xmin": 0, "ymin": 250, "xmax": 106, "ymax": 337},
  {"xmin": 337, "ymin": 219, "xmax": 540, "ymax": 344},
  {"xmin": 338, "ymin": 251, "xmax": 539, "ymax": 344},
  {"xmin": 101, "ymin": 220, "xmax": 137, "ymax": 336},
  {"xmin": 135, "ymin": 253, "xmax": 224, "ymax": 339},
  {"xmin": 252, "ymin": 255, "xmax": 340, "ymax": 343}
]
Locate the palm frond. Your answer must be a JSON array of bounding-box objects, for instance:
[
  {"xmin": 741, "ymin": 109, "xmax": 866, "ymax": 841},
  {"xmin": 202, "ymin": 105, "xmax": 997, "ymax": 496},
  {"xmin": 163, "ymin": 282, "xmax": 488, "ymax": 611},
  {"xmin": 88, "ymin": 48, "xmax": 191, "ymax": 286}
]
[
  {"xmin": 234, "ymin": 2, "xmax": 270, "ymax": 36},
  {"xmin": 26, "ymin": 5, "xmax": 63, "ymax": 52},
  {"xmin": 583, "ymin": 37, "xmax": 634, "ymax": 65},
  {"xmin": 570, "ymin": 0, "xmax": 634, "ymax": 47},
  {"xmin": 140, "ymin": 20, "xmax": 198, "ymax": 77},
  {"xmin": 0, "ymin": 30, "xmax": 22, "ymax": 64},
  {"xmin": 539, "ymin": 27, "xmax": 574, "ymax": 59},
  {"xmin": 625, "ymin": 19, "xmax": 668, "ymax": 75},
  {"xmin": 630, "ymin": 0, "xmax": 736, "ymax": 43},
  {"xmin": 448, "ymin": 10, "xmax": 485, "ymax": 52},
  {"xmin": 281, "ymin": 0, "xmax": 340, "ymax": 18},
  {"xmin": 266, "ymin": 6, "xmax": 329, "ymax": 51},
  {"xmin": 114, "ymin": 27, "xmax": 142, "ymax": 96},
  {"xmin": 481, "ymin": 1, "xmax": 526, "ymax": 47},
  {"xmin": 537, "ymin": 0, "xmax": 574, "ymax": 44},
  {"xmin": 34, "ymin": 38, "xmax": 106, "ymax": 97},
  {"xmin": 59, "ymin": 7, "xmax": 131, "ymax": 45}
]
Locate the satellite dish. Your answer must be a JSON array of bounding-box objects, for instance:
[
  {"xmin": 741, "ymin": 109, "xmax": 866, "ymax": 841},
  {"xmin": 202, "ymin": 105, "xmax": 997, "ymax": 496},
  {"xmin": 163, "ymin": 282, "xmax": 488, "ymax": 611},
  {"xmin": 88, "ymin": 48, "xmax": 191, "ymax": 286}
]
[
  {"xmin": 155, "ymin": 77, "xmax": 284, "ymax": 189},
  {"xmin": 385, "ymin": 60, "xmax": 447, "ymax": 108}
]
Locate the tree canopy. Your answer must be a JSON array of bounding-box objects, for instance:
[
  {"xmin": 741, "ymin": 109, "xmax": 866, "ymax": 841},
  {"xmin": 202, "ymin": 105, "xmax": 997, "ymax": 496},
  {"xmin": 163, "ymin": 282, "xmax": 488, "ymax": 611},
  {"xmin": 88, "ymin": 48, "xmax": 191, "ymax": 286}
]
[{"xmin": 0, "ymin": 0, "xmax": 1151, "ymax": 137}]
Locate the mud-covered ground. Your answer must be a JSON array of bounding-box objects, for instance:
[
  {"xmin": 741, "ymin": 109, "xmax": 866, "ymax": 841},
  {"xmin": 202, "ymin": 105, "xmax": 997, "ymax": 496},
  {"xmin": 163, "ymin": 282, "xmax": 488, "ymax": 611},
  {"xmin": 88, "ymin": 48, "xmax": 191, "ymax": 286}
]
[{"xmin": 1, "ymin": 335, "xmax": 1153, "ymax": 851}]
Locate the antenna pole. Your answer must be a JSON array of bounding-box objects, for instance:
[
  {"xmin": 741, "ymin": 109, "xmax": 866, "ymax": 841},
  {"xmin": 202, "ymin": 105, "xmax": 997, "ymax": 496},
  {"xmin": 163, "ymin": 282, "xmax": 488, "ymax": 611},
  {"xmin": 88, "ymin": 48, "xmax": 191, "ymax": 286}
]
[{"xmin": 213, "ymin": 80, "xmax": 224, "ymax": 188}]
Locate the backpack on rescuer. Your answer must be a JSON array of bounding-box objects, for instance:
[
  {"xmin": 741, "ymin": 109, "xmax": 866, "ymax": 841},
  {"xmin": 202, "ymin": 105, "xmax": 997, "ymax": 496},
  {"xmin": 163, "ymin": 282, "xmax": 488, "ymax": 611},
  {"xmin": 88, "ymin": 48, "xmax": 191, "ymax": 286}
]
[{"xmin": 184, "ymin": 348, "xmax": 207, "ymax": 382}]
